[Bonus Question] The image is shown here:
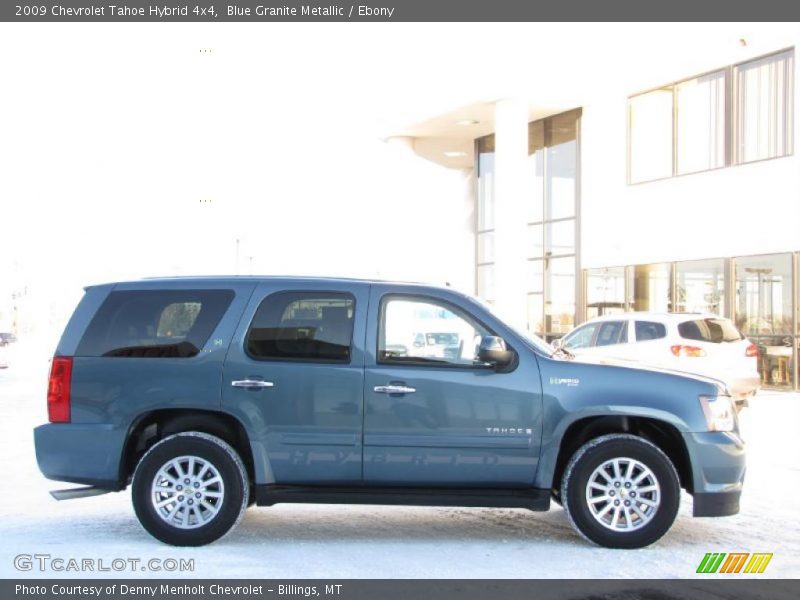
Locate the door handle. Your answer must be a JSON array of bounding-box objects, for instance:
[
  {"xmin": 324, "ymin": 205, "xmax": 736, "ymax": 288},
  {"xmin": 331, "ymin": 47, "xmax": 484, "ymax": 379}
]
[
  {"xmin": 374, "ymin": 384, "xmax": 416, "ymax": 394},
  {"xmin": 231, "ymin": 379, "xmax": 275, "ymax": 389}
]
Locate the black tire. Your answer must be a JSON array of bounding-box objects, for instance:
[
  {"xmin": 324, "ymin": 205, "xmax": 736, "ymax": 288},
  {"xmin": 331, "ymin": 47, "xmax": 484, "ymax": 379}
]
[
  {"xmin": 560, "ymin": 433, "xmax": 680, "ymax": 549},
  {"xmin": 132, "ymin": 432, "xmax": 249, "ymax": 546}
]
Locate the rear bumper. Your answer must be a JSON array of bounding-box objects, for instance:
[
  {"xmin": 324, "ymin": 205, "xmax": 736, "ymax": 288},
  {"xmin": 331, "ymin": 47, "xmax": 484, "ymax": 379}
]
[
  {"xmin": 34, "ymin": 423, "xmax": 125, "ymax": 490},
  {"xmin": 682, "ymin": 430, "xmax": 746, "ymax": 517}
]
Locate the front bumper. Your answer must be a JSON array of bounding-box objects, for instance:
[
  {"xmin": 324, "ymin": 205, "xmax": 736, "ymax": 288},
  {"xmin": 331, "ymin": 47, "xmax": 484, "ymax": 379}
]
[
  {"xmin": 682, "ymin": 430, "xmax": 746, "ymax": 517},
  {"xmin": 693, "ymin": 490, "xmax": 741, "ymax": 517},
  {"xmin": 34, "ymin": 423, "xmax": 125, "ymax": 489}
]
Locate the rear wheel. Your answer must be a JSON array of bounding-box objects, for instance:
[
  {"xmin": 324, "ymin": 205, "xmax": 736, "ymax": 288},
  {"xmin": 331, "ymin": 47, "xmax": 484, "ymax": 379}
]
[
  {"xmin": 132, "ymin": 432, "xmax": 249, "ymax": 546},
  {"xmin": 560, "ymin": 434, "xmax": 680, "ymax": 549}
]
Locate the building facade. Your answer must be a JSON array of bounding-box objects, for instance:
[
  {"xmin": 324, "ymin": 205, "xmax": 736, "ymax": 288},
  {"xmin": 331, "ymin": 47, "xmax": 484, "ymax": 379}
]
[{"xmin": 398, "ymin": 34, "xmax": 799, "ymax": 390}]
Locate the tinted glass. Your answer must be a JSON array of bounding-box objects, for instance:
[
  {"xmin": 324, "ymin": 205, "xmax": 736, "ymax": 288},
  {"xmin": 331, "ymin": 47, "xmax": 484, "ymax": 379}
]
[
  {"xmin": 562, "ymin": 323, "xmax": 597, "ymax": 350},
  {"xmin": 596, "ymin": 321, "xmax": 627, "ymax": 346},
  {"xmin": 76, "ymin": 290, "xmax": 234, "ymax": 358},
  {"xmin": 246, "ymin": 292, "xmax": 354, "ymax": 362},
  {"xmin": 635, "ymin": 321, "xmax": 667, "ymax": 341},
  {"xmin": 678, "ymin": 318, "xmax": 744, "ymax": 343},
  {"xmin": 379, "ymin": 297, "xmax": 489, "ymax": 366}
]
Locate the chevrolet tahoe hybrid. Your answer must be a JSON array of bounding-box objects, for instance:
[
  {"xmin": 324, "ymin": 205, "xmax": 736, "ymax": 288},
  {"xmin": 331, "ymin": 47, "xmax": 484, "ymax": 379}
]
[{"xmin": 34, "ymin": 277, "xmax": 745, "ymax": 548}]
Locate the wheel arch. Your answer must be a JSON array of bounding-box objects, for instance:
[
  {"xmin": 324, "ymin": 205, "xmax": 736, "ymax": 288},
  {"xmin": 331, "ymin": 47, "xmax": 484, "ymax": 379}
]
[
  {"xmin": 546, "ymin": 414, "xmax": 693, "ymax": 495},
  {"xmin": 120, "ymin": 409, "xmax": 255, "ymax": 487}
]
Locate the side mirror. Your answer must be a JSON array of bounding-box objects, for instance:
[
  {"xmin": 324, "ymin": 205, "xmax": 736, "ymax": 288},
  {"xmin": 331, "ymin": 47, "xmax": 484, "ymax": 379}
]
[
  {"xmin": 551, "ymin": 338, "xmax": 563, "ymax": 350},
  {"xmin": 477, "ymin": 336, "xmax": 515, "ymax": 370}
]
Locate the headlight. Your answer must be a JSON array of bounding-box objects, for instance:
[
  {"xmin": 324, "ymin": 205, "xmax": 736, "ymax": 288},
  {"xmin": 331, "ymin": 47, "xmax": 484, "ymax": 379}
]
[{"xmin": 699, "ymin": 395, "xmax": 735, "ymax": 432}]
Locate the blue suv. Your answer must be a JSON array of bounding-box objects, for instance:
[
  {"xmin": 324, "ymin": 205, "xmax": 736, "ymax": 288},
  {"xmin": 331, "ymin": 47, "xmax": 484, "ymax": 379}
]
[{"xmin": 34, "ymin": 277, "xmax": 745, "ymax": 548}]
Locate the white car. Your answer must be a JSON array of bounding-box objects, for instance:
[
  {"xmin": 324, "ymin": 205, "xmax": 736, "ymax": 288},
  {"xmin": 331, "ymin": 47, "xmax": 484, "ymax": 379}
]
[{"xmin": 555, "ymin": 312, "xmax": 760, "ymax": 404}]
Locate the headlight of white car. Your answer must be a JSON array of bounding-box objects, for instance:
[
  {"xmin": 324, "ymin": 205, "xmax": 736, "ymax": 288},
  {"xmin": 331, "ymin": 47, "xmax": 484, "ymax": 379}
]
[{"xmin": 699, "ymin": 395, "xmax": 735, "ymax": 432}]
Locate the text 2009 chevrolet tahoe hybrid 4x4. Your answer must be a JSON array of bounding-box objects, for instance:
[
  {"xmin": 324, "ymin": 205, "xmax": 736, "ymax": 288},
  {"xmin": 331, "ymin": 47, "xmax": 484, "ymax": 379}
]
[{"xmin": 34, "ymin": 277, "xmax": 745, "ymax": 548}]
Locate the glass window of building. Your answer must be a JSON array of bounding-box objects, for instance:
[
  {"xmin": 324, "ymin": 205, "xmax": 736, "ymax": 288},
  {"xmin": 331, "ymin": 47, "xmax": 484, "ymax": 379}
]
[
  {"xmin": 475, "ymin": 110, "xmax": 580, "ymax": 339},
  {"xmin": 546, "ymin": 219, "xmax": 576, "ymax": 256},
  {"xmin": 676, "ymin": 71, "xmax": 727, "ymax": 175},
  {"xmin": 735, "ymin": 49, "xmax": 794, "ymax": 164},
  {"xmin": 735, "ymin": 254, "xmax": 793, "ymax": 335},
  {"xmin": 476, "ymin": 135, "xmax": 495, "ymax": 304},
  {"xmin": 526, "ymin": 259, "xmax": 544, "ymax": 294},
  {"xmin": 735, "ymin": 253, "xmax": 794, "ymax": 389},
  {"xmin": 546, "ymin": 256, "xmax": 577, "ymax": 337},
  {"xmin": 628, "ymin": 48, "xmax": 794, "ymax": 183},
  {"xmin": 546, "ymin": 111, "xmax": 579, "ymax": 220},
  {"xmin": 675, "ymin": 258, "xmax": 726, "ymax": 315},
  {"xmin": 631, "ymin": 263, "xmax": 671, "ymax": 312},
  {"xmin": 526, "ymin": 293, "xmax": 544, "ymax": 335},
  {"xmin": 586, "ymin": 267, "xmax": 627, "ymax": 319},
  {"xmin": 477, "ymin": 264, "xmax": 495, "ymax": 303},
  {"xmin": 628, "ymin": 88, "xmax": 673, "ymax": 183},
  {"xmin": 524, "ymin": 109, "xmax": 580, "ymax": 340},
  {"xmin": 527, "ymin": 120, "xmax": 545, "ymax": 224}
]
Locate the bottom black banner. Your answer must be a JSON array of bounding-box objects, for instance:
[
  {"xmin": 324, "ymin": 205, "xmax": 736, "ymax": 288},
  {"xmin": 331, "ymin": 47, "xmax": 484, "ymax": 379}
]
[{"xmin": 4, "ymin": 580, "xmax": 800, "ymax": 600}]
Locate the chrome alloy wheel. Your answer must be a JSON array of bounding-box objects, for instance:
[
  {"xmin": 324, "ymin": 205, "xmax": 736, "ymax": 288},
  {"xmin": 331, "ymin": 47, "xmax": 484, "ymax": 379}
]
[
  {"xmin": 585, "ymin": 457, "xmax": 660, "ymax": 532},
  {"xmin": 150, "ymin": 455, "xmax": 225, "ymax": 529}
]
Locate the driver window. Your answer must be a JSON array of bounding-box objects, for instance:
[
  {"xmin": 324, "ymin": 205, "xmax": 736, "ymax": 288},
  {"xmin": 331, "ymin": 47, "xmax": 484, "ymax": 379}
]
[{"xmin": 378, "ymin": 297, "xmax": 489, "ymax": 366}]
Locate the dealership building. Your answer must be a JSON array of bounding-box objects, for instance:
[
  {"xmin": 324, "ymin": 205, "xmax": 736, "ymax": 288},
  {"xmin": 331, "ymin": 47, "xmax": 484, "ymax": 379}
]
[{"xmin": 391, "ymin": 27, "xmax": 798, "ymax": 389}]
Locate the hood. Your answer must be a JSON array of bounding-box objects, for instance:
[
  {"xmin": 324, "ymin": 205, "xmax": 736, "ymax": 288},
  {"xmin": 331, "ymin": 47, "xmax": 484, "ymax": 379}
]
[{"xmin": 565, "ymin": 353, "xmax": 730, "ymax": 393}]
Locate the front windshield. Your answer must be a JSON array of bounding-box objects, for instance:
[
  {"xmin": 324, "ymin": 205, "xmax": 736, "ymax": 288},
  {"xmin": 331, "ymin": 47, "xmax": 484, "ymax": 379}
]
[{"xmin": 464, "ymin": 295, "xmax": 555, "ymax": 357}]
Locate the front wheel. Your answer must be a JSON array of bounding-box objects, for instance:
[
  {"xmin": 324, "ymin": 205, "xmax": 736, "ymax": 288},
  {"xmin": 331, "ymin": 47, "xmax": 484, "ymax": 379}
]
[
  {"xmin": 560, "ymin": 434, "xmax": 680, "ymax": 549},
  {"xmin": 132, "ymin": 432, "xmax": 249, "ymax": 546}
]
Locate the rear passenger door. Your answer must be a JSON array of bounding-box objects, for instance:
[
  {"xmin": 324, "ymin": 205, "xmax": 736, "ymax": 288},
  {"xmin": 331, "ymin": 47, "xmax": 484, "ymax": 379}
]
[{"xmin": 222, "ymin": 282, "xmax": 368, "ymax": 484}]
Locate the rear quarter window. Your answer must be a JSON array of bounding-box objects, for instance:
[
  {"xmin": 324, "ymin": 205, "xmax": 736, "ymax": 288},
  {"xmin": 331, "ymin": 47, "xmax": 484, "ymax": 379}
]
[
  {"xmin": 678, "ymin": 318, "xmax": 744, "ymax": 343},
  {"xmin": 76, "ymin": 289, "xmax": 234, "ymax": 358}
]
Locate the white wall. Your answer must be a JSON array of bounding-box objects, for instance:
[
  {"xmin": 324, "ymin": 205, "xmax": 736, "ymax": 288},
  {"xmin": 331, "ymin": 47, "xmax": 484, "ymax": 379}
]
[{"xmin": 580, "ymin": 35, "xmax": 800, "ymax": 270}]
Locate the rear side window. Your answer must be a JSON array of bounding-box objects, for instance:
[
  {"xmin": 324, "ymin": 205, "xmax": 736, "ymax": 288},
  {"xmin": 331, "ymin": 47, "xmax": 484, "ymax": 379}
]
[
  {"xmin": 76, "ymin": 290, "xmax": 234, "ymax": 358},
  {"xmin": 635, "ymin": 321, "xmax": 667, "ymax": 341},
  {"xmin": 678, "ymin": 318, "xmax": 744, "ymax": 343},
  {"xmin": 595, "ymin": 321, "xmax": 627, "ymax": 346},
  {"xmin": 246, "ymin": 291, "xmax": 355, "ymax": 363}
]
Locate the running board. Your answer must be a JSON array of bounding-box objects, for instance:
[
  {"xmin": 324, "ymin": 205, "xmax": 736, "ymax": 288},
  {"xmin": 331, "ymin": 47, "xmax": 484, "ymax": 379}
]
[
  {"xmin": 50, "ymin": 486, "xmax": 113, "ymax": 501},
  {"xmin": 255, "ymin": 484, "xmax": 550, "ymax": 511}
]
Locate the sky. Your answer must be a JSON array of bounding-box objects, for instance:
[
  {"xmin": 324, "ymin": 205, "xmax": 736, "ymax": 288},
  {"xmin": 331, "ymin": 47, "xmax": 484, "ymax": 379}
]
[{"xmin": 1, "ymin": 21, "xmax": 795, "ymax": 332}]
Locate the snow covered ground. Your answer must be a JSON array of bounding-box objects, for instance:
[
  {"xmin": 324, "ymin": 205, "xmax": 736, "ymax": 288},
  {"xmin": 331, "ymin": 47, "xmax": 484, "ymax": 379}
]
[{"xmin": 0, "ymin": 337, "xmax": 798, "ymax": 579}]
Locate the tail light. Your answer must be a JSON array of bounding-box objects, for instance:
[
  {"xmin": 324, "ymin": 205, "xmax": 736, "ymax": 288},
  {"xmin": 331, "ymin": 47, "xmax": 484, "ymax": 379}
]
[
  {"xmin": 47, "ymin": 357, "xmax": 73, "ymax": 423},
  {"xmin": 745, "ymin": 343, "xmax": 759, "ymax": 358},
  {"xmin": 671, "ymin": 345, "xmax": 707, "ymax": 358}
]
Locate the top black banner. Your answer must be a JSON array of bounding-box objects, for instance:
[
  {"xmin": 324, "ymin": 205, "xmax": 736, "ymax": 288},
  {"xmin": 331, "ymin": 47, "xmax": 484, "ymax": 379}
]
[{"xmin": 3, "ymin": 0, "xmax": 800, "ymax": 22}]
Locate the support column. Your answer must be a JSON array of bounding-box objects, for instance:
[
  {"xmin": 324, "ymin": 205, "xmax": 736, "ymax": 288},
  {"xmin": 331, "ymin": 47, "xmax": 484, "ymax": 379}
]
[{"xmin": 492, "ymin": 98, "xmax": 530, "ymax": 330}]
